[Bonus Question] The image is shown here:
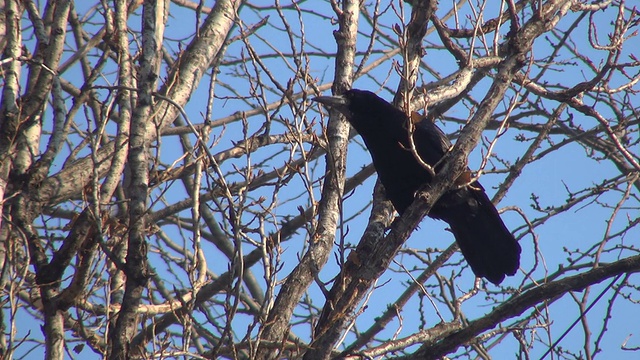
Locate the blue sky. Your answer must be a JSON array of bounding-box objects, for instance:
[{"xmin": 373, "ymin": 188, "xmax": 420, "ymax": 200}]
[{"xmin": 10, "ymin": 1, "xmax": 640, "ymax": 359}]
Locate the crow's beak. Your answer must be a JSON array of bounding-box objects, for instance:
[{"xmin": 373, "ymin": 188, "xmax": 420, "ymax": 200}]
[{"xmin": 311, "ymin": 95, "xmax": 351, "ymax": 117}]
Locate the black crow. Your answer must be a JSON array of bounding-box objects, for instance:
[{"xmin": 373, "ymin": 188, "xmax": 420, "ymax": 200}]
[{"xmin": 313, "ymin": 89, "xmax": 521, "ymax": 284}]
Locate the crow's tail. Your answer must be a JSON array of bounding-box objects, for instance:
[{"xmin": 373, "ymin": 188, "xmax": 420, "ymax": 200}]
[{"xmin": 435, "ymin": 186, "xmax": 521, "ymax": 285}]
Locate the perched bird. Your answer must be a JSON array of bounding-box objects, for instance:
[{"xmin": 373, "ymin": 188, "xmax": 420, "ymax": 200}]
[{"xmin": 312, "ymin": 89, "xmax": 521, "ymax": 284}]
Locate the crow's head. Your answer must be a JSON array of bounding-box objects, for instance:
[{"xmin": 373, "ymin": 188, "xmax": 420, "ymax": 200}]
[
  {"xmin": 311, "ymin": 89, "xmax": 390, "ymax": 119},
  {"xmin": 312, "ymin": 89, "xmax": 402, "ymax": 136}
]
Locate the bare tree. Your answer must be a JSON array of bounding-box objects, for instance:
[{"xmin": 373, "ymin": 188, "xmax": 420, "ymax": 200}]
[{"xmin": 1, "ymin": 0, "xmax": 639, "ymax": 359}]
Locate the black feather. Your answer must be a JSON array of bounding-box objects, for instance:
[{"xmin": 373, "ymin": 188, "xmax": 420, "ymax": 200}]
[{"xmin": 313, "ymin": 89, "xmax": 521, "ymax": 284}]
